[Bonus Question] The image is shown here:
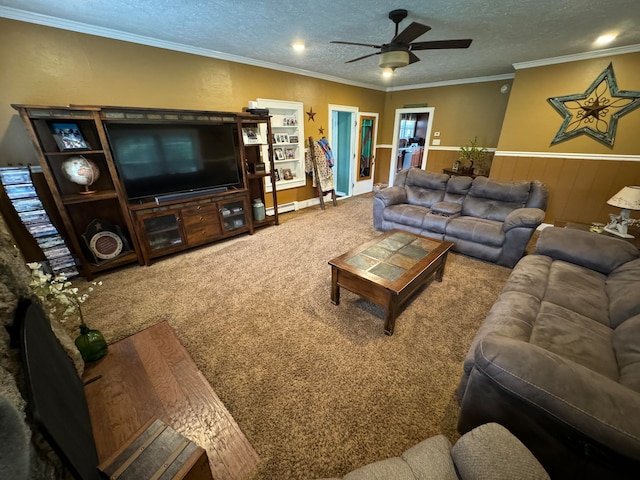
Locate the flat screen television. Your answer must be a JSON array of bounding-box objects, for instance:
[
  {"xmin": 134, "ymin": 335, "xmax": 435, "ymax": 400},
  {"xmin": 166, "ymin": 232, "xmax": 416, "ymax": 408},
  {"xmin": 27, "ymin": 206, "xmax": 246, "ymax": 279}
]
[{"xmin": 106, "ymin": 123, "xmax": 241, "ymax": 202}]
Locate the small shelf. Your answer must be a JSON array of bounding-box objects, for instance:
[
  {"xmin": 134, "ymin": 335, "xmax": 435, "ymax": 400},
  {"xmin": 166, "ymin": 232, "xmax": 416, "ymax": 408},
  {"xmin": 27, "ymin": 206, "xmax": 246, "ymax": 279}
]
[
  {"xmin": 62, "ymin": 190, "xmax": 119, "ymax": 205},
  {"xmin": 89, "ymin": 251, "xmax": 138, "ymax": 271},
  {"xmin": 45, "ymin": 149, "xmax": 105, "ymax": 157}
]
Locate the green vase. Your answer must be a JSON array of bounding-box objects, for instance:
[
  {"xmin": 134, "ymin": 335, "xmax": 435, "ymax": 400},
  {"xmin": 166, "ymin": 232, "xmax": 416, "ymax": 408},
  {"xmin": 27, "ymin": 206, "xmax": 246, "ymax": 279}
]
[{"xmin": 75, "ymin": 324, "xmax": 108, "ymax": 362}]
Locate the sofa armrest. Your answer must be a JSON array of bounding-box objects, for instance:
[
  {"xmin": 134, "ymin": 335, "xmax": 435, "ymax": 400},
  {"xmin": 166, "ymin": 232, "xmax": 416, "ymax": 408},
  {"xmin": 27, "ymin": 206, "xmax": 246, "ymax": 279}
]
[
  {"xmin": 451, "ymin": 423, "xmax": 549, "ymax": 480},
  {"xmin": 474, "ymin": 335, "xmax": 640, "ymax": 461},
  {"xmin": 374, "ymin": 186, "xmax": 407, "ymax": 207},
  {"xmin": 503, "ymin": 208, "xmax": 545, "ymax": 232},
  {"xmin": 535, "ymin": 227, "xmax": 640, "ymax": 274}
]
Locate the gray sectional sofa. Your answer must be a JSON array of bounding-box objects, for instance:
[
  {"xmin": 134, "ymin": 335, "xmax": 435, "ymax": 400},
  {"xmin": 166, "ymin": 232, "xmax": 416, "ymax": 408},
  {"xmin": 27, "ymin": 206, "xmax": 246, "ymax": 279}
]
[
  {"xmin": 457, "ymin": 226, "xmax": 640, "ymax": 479},
  {"xmin": 373, "ymin": 169, "xmax": 548, "ymax": 268},
  {"xmin": 315, "ymin": 423, "xmax": 549, "ymax": 480}
]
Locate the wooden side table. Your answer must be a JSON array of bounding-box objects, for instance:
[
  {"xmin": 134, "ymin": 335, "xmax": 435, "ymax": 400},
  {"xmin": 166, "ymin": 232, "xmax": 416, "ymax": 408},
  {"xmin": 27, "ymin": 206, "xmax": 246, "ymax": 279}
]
[
  {"xmin": 442, "ymin": 168, "xmax": 477, "ymax": 178},
  {"xmin": 554, "ymin": 220, "xmax": 640, "ymax": 250}
]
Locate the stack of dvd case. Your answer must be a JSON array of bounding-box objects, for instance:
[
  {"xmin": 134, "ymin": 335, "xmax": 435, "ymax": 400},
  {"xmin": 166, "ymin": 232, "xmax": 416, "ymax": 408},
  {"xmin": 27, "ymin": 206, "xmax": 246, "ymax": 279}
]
[{"xmin": 0, "ymin": 166, "xmax": 79, "ymax": 278}]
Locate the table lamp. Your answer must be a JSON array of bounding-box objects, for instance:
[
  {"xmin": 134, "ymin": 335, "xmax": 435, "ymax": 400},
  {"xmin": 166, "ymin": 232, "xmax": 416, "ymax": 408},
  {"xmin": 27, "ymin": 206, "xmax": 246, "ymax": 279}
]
[{"xmin": 604, "ymin": 186, "xmax": 640, "ymax": 238}]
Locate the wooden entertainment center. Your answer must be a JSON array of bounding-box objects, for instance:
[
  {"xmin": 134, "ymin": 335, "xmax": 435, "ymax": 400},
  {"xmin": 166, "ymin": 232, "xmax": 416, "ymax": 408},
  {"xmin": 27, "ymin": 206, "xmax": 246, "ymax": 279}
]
[{"xmin": 13, "ymin": 104, "xmax": 280, "ymax": 279}]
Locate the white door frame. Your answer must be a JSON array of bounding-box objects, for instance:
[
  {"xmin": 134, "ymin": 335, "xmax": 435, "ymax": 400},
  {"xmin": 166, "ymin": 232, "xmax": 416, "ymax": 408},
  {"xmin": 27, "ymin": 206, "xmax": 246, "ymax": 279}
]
[
  {"xmin": 388, "ymin": 107, "xmax": 435, "ymax": 187},
  {"xmin": 352, "ymin": 112, "xmax": 379, "ymax": 196},
  {"xmin": 328, "ymin": 104, "xmax": 358, "ymax": 197}
]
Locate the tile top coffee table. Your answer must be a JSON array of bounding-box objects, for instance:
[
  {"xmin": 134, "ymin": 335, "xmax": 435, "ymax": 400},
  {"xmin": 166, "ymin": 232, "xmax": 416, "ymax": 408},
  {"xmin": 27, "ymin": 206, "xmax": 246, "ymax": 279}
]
[{"xmin": 328, "ymin": 229, "xmax": 454, "ymax": 335}]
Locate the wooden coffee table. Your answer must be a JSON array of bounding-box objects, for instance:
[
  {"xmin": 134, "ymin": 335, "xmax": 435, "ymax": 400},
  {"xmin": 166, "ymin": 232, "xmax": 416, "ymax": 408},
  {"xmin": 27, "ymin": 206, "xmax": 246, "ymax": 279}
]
[{"xmin": 329, "ymin": 229, "xmax": 453, "ymax": 335}]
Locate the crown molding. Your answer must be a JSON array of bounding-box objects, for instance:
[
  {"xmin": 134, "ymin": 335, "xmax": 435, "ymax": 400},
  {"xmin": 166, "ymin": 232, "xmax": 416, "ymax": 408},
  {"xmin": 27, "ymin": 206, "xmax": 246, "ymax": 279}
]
[
  {"xmin": 513, "ymin": 44, "xmax": 640, "ymax": 70},
  {"xmin": 386, "ymin": 73, "xmax": 515, "ymax": 92}
]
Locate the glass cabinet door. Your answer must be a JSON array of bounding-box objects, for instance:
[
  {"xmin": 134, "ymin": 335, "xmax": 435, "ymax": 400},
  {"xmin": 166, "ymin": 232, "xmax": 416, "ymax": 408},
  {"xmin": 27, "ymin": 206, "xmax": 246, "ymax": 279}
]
[
  {"xmin": 142, "ymin": 212, "xmax": 184, "ymax": 251},
  {"xmin": 220, "ymin": 200, "xmax": 247, "ymax": 232}
]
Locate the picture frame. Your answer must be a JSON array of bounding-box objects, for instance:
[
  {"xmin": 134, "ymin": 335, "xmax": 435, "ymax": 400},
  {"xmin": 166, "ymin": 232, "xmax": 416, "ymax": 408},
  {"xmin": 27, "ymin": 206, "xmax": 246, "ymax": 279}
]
[
  {"xmin": 274, "ymin": 133, "xmax": 289, "ymax": 144},
  {"xmin": 285, "ymin": 148, "xmax": 295, "ymax": 159},
  {"xmin": 51, "ymin": 123, "xmax": 90, "ymax": 151},
  {"xmin": 282, "ymin": 168, "xmax": 293, "ymax": 180},
  {"xmin": 289, "ymin": 135, "xmax": 299, "ymax": 144},
  {"xmin": 283, "ymin": 115, "xmax": 297, "ymax": 126},
  {"xmin": 274, "ymin": 169, "xmax": 281, "ymax": 181},
  {"xmin": 274, "ymin": 147, "xmax": 285, "ymax": 160},
  {"xmin": 242, "ymin": 127, "xmax": 263, "ymax": 145}
]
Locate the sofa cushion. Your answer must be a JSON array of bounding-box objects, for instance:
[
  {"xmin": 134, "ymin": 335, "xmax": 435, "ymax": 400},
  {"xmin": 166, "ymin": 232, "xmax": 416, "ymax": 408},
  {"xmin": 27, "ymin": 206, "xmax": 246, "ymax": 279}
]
[
  {"xmin": 443, "ymin": 175, "xmax": 473, "ymax": 204},
  {"xmin": 343, "ymin": 456, "xmax": 415, "ymax": 480},
  {"xmin": 614, "ymin": 315, "xmax": 640, "ymax": 394},
  {"xmin": 445, "ymin": 217, "xmax": 504, "ymax": 247},
  {"xmin": 406, "ymin": 185, "xmax": 446, "ymax": 209},
  {"xmin": 543, "ymin": 260, "xmax": 610, "ymax": 326},
  {"xmin": 607, "ymin": 258, "xmax": 640, "ymax": 328},
  {"xmin": 383, "ymin": 204, "xmax": 430, "ymax": 229},
  {"xmin": 402, "ymin": 435, "xmax": 457, "ymax": 480},
  {"xmin": 530, "ymin": 302, "xmax": 618, "ymax": 380},
  {"xmin": 461, "ymin": 178, "xmax": 530, "ymax": 222}
]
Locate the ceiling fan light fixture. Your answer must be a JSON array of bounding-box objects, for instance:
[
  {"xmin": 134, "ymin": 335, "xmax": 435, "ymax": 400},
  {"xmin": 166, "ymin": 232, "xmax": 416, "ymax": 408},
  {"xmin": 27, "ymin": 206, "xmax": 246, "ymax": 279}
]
[{"xmin": 378, "ymin": 50, "xmax": 409, "ymax": 69}]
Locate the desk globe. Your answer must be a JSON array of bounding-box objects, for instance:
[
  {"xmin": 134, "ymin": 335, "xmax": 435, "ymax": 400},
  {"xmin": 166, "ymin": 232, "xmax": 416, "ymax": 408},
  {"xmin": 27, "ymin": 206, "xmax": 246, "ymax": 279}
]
[{"xmin": 61, "ymin": 155, "xmax": 100, "ymax": 194}]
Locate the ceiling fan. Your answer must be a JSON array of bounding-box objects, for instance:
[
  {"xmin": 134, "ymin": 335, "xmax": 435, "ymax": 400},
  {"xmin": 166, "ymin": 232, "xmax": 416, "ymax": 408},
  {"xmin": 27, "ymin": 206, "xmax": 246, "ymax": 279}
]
[{"xmin": 331, "ymin": 9, "xmax": 472, "ymax": 69}]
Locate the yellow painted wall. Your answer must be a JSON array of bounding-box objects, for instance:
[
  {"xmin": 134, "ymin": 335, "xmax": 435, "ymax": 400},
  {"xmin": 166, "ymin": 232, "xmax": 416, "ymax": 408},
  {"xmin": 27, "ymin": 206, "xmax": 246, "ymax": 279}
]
[
  {"xmin": 4, "ymin": 18, "xmax": 637, "ymax": 229},
  {"xmin": 492, "ymin": 53, "xmax": 640, "ymax": 224},
  {"xmin": 498, "ymin": 53, "xmax": 640, "ymax": 154},
  {"xmin": 382, "ymin": 81, "xmax": 511, "ymax": 146},
  {"xmin": 0, "ymin": 18, "xmax": 386, "ymax": 205},
  {"xmin": 374, "ymin": 80, "xmax": 511, "ymax": 183}
]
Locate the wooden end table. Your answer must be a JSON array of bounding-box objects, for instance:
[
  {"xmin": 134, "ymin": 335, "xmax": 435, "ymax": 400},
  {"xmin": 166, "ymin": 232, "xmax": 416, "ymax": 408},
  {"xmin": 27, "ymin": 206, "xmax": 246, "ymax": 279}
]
[
  {"xmin": 554, "ymin": 220, "xmax": 640, "ymax": 250},
  {"xmin": 328, "ymin": 230, "xmax": 453, "ymax": 335}
]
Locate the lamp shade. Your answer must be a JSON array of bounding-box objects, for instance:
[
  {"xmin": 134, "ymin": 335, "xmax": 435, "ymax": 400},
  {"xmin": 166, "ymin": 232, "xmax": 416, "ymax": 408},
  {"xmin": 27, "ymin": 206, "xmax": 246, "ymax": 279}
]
[
  {"xmin": 379, "ymin": 50, "xmax": 410, "ymax": 69},
  {"xmin": 607, "ymin": 186, "xmax": 640, "ymax": 211}
]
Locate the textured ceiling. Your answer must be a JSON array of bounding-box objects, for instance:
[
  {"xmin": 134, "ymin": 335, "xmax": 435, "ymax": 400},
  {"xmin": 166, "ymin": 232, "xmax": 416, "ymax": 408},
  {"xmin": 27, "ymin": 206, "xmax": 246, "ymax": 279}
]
[{"xmin": 2, "ymin": 0, "xmax": 640, "ymax": 89}]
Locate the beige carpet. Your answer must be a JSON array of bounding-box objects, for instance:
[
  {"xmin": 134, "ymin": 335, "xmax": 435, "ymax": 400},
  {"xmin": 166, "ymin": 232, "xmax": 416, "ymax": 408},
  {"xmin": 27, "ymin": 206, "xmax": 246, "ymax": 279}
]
[{"xmin": 80, "ymin": 194, "xmax": 513, "ymax": 479}]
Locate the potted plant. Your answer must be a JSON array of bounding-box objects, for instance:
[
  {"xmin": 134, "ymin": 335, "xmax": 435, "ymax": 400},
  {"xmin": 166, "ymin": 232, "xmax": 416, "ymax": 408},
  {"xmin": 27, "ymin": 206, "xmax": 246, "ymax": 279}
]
[{"xmin": 459, "ymin": 136, "xmax": 490, "ymax": 175}]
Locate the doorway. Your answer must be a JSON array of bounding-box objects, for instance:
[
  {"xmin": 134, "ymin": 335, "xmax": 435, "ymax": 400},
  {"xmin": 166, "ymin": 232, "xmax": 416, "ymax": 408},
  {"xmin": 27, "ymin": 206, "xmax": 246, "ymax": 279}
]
[
  {"xmin": 352, "ymin": 112, "xmax": 379, "ymax": 196},
  {"xmin": 388, "ymin": 107, "xmax": 435, "ymax": 186},
  {"xmin": 328, "ymin": 104, "xmax": 358, "ymax": 197}
]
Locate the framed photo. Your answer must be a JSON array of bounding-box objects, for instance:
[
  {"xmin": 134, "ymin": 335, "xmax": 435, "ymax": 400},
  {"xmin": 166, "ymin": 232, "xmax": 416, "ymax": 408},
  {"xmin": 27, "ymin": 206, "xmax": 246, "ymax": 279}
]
[
  {"xmin": 289, "ymin": 135, "xmax": 299, "ymax": 144},
  {"xmin": 274, "ymin": 133, "xmax": 289, "ymax": 144},
  {"xmin": 283, "ymin": 115, "xmax": 297, "ymax": 126},
  {"xmin": 274, "ymin": 147, "xmax": 285, "ymax": 160},
  {"xmin": 242, "ymin": 127, "xmax": 263, "ymax": 145},
  {"xmin": 274, "ymin": 169, "xmax": 281, "ymax": 181},
  {"xmin": 51, "ymin": 123, "xmax": 90, "ymax": 150},
  {"xmin": 282, "ymin": 168, "xmax": 293, "ymax": 180},
  {"xmin": 285, "ymin": 148, "xmax": 295, "ymax": 159}
]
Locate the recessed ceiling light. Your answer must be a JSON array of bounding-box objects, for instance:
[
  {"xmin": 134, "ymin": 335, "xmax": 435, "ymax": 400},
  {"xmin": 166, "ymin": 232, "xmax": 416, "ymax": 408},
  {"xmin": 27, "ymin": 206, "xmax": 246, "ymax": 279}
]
[
  {"xmin": 595, "ymin": 34, "xmax": 617, "ymax": 46},
  {"xmin": 292, "ymin": 42, "xmax": 305, "ymax": 52}
]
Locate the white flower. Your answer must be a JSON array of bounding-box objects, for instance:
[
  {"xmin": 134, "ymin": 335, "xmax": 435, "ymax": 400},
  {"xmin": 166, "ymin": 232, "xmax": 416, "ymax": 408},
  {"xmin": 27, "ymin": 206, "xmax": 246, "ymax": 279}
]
[{"xmin": 26, "ymin": 262, "xmax": 101, "ymax": 324}]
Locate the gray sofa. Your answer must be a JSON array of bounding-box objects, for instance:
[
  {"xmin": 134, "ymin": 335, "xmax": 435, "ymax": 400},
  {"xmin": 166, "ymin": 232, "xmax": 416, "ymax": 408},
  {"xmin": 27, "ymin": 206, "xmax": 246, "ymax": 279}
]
[
  {"xmin": 457, "ymin": 227, "xmax": 640, "ymax": 479},
  {"xmin": 373, "ymin": 169, "xmax": 548, "ymax": 268},
  {"xmin": 315, "ymin": 423, "xmax": 549, "ymax": 480}
]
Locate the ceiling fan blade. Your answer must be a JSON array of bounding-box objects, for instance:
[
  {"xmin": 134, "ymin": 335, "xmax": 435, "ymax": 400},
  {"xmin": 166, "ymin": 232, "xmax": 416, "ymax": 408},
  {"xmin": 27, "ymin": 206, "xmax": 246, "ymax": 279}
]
[
  {"xmin": 331, "ymin": 40, "xmax": 382, "ymax": 49},
  {"xmin": 392, "ymin": 22, "xmax": 431, "ymax": 44},
  {"xmin": 408, "ymin": 51, "xmax": 421, "ymax": 65},
  {"xmin": 344, "ymin": 52, "xmax": 380, "ymax": 64},
  {"xmin": 410, "ymin": 39, "xmax": 473, "ymax": 50}
]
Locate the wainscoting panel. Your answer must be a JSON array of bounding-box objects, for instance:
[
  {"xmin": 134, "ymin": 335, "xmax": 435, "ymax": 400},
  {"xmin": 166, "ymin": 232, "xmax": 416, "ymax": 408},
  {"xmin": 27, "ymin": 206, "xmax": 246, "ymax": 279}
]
[{"xmin": 491, "ymin": 155, "xmax": 640, "ymax": 225}]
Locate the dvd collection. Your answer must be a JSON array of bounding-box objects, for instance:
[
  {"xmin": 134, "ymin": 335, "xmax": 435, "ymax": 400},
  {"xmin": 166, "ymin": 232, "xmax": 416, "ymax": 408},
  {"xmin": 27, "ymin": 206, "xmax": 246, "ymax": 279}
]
[{"xmin": 0, "ymin": 166, "xmax": 79, "ymax": 278}]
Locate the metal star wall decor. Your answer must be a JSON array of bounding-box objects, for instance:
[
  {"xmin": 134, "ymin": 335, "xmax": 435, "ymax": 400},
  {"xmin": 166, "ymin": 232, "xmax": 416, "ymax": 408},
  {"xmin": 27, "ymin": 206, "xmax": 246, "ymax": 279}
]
[
  {"xmin": 306, "ymin": 107, "xmax": 316, "ymax": 122},
  {"xmin": 547, "ymin": 63, "xmax": 640, "ymax": 147}
]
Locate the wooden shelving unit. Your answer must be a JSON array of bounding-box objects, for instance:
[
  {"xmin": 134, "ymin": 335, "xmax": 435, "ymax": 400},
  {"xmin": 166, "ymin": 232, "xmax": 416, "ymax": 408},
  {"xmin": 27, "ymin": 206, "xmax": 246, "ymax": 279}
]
[{"xmin": 13, "ymin": 104, "xmax": 280, "ymax": 277}]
